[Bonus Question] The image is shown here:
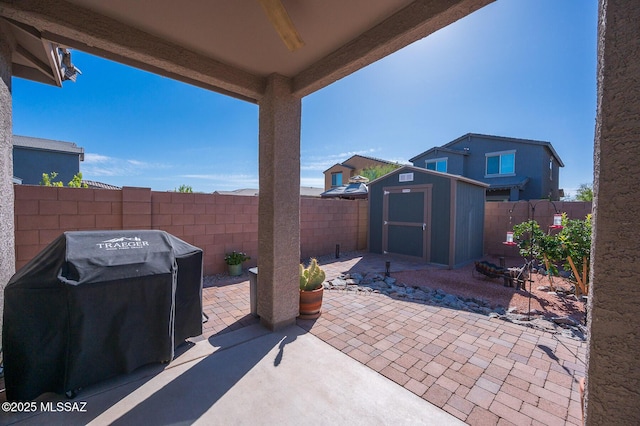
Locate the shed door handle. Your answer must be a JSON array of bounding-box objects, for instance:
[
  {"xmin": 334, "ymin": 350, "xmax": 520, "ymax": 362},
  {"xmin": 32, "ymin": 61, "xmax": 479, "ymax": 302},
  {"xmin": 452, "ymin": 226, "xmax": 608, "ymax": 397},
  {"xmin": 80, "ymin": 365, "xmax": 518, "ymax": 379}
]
[{"xmin": 422, "ymin": 223, "xmax": 426, "ymax": 231}]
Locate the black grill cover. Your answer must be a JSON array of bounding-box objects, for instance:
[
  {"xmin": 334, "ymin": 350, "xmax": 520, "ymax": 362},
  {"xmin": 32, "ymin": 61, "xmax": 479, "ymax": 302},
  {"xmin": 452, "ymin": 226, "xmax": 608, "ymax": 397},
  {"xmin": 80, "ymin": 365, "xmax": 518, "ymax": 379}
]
[{"xmin": 3, "ymin": 230, "xmax": 203, "ymax": 401}]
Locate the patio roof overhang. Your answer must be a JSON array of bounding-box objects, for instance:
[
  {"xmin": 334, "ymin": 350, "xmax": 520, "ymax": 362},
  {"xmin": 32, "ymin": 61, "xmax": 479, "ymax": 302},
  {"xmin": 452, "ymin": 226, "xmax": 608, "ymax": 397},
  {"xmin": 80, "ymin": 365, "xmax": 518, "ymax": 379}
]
[{"xmin": 0, "ymin": 0, "xmax": 494, "ymax": 102}]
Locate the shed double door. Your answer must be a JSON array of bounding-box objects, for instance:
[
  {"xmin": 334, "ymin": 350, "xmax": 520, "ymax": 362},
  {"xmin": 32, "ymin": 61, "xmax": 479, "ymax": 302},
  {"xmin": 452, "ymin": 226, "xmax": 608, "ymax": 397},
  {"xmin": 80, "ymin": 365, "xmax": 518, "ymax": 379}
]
[{"xmin": 382, "ymin": 185, "xmax": 432, "ymax": 261}]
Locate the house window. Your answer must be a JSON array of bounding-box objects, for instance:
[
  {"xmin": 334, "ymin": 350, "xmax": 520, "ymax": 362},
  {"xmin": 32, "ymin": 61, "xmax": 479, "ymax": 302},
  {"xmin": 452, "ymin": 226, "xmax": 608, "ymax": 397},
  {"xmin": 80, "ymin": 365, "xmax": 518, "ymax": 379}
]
[
  {"xmin": 485, "ymin": 150, "xmax": 515, "ymax": 176},
  {"xmin": 425, "ymin": 158, "xmax": 447, "ymax": 173},
  {"xmin": 331, "ymin": 172, "xmax": 343, "ymax": 187}
]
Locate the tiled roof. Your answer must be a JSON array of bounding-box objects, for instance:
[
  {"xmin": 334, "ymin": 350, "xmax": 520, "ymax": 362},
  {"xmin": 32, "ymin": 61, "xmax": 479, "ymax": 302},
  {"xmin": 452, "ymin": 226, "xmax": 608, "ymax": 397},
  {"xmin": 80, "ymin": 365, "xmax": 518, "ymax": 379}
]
[{"xmin": 81, "ymin": 180, "xmax": 121, "ymax": 190}]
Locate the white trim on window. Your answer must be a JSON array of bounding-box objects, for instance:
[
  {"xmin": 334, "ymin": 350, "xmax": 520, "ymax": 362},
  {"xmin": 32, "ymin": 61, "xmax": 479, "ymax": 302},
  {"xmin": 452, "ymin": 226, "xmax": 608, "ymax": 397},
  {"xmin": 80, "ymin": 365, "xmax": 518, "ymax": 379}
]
[
  {"xmin": 485, "ymin": 150, "xmax": 516, "ymax": 177},
  {"xmin": 425, "ymin": 157, "xmax": 448, "ymax": 173}
]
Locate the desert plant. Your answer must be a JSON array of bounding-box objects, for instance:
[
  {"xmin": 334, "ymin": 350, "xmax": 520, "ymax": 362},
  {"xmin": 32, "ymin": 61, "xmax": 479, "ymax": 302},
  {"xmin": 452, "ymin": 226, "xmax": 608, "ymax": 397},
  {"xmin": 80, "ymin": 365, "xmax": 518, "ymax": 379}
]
[
  {"xmin": 176, "ymin": 184, "xmax": 193, "ymax": 193},
  {"xmin": 40, "ymin": 172, "xmax": 63, "ymax": 187},
  {"xmin": 299, "ymin": 258, "xmax": 326, "ymax": 291},
  {"xmin": 68, "ymin": 172, "xmax": 88, "ymax": 188},
  {"xmin": 224, "ymin": 251, "xmax": 250, "ymax": 265}
]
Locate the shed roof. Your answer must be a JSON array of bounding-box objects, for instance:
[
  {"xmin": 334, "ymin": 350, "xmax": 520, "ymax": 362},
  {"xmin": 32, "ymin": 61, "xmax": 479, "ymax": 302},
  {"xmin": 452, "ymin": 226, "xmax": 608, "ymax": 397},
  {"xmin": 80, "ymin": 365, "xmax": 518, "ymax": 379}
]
[{"xmin": 368, "ymin": 164, "xmax": 489, "ymax": 188}]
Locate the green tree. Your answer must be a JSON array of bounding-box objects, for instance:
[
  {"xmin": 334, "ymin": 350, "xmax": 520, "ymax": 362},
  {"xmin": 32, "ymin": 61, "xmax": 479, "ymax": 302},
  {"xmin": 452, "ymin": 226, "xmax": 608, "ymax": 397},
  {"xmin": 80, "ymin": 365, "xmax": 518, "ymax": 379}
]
[
  {"xmin": 41, "ymin": 171, "xmax": 88, "ymax": 188},
  {"xmin": 40, "ymin": 172, "xmax": 64, "ymax": 187},
  {"xmin": 176, "ymin": 184, "xmax": 193, "ymax": 193},
  {"xmin": 357, "ymin": 164, "xmax": 400, "ymax": 182},
  {"xmin": 68, "ymin": 172, "xmax": 88, "ymax": 188},
  {"xmin": 575, "ymin": 183, "xmax": 593, "ymax": 201}
]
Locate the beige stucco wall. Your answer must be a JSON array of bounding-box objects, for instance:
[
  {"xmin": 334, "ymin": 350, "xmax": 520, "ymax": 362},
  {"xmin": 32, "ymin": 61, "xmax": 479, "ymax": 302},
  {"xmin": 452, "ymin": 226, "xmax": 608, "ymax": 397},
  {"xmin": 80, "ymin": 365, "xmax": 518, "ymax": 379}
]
[
  {"xmin": 323, "ymin": 164, "xmax": 353, "ymax": 190},
  {"xmin": 0, "ymin": 23, "xmax": 15, "ymax": 342},
  {"xmin": 586, "ymin": 0, "xmax": 640, "ymax": 423}
]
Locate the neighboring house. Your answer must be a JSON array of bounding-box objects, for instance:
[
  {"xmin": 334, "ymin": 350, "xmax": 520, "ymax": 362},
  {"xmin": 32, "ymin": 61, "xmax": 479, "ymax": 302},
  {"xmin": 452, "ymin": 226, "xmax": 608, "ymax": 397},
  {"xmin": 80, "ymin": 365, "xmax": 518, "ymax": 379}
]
[
  {"xmin": 13, "ymin": 135, "xmax": 84, "ymax": 185},
  {"xmin": 323, "ymin": 154, "xmax": 395, "ymax": 191},
  {"xmin": 409, "ymin": 133, "xmax": 564, "ymax": 201}
]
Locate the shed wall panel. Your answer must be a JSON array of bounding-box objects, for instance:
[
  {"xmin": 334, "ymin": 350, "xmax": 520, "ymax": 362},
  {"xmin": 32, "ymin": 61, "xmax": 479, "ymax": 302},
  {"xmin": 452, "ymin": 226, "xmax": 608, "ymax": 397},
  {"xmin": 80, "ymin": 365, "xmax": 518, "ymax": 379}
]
[{"xmin": 454, "ymin": 181, "xmax": 485, "ymax": 265}]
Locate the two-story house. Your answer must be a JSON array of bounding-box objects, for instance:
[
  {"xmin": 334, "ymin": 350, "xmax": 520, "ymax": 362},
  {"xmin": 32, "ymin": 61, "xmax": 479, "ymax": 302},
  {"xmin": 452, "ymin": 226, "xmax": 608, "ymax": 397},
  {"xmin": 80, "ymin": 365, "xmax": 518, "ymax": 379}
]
[
  {"xmin": 13, "ymin": 135, "xmax": 85, "ymax": 185},
  {"xmin": 323, "ymin": 154, "xmax": 396, "ymax": 191},
  {"xmin": 409, "ymin": 133, "xmax": 564, "ymax": 201}
]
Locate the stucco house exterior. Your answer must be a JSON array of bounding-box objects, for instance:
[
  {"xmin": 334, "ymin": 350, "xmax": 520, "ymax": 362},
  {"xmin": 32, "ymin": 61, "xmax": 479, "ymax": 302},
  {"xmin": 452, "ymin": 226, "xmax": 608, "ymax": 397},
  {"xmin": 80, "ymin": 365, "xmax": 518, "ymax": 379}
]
[
  {"xmin": 409, "ymin": 133, "xmax": 564, "ymax": 201},
  {"xmin": 323, "ymin": 154, "xmax": 396, "ymax": 191},
  {"xmin": 13, "ymin": 135, "xmax": 84, "ymax": 185}
]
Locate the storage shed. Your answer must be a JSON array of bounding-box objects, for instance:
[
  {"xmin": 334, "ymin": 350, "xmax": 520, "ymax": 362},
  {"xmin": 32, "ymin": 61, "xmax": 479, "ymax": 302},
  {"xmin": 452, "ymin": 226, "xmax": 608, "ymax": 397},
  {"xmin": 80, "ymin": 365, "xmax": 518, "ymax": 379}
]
[{"xmin": 368, "ymin": 166, "xmax": 488, "ymax": 268}]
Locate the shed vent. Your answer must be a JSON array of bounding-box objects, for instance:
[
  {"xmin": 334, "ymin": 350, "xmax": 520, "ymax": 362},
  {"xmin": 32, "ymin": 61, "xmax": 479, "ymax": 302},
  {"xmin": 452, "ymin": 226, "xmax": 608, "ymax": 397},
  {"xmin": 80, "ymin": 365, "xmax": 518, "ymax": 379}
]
[{"xmin": 398, "ymin": 173, "xmax": 414, "ymax": 182}]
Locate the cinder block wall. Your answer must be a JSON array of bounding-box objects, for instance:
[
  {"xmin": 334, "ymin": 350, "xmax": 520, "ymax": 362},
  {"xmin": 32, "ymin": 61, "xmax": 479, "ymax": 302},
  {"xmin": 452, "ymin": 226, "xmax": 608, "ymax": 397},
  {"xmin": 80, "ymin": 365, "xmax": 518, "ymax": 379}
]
[
  {"xmin": 300, "ymin": 197, "xmax": 366, "ymax": 260},
  {"xmin": 14, "ymin": 186, "xmax": 368, "ymax": 275},
  {"xmin": 484, "ymin": 201, "xmax": 592, "ymax": 257},
  {"xmin": 15, "ymin": 186, "xmax": 589, "ymax": 273}
]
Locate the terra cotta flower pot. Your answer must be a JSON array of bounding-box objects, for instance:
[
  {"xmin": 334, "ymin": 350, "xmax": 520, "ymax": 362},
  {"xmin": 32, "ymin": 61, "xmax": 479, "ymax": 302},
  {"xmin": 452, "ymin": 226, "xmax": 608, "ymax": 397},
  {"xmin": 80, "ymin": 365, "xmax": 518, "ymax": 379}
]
[{"xmin": 299, "ymin": 286, "xmax": 323, "ymax": 319}]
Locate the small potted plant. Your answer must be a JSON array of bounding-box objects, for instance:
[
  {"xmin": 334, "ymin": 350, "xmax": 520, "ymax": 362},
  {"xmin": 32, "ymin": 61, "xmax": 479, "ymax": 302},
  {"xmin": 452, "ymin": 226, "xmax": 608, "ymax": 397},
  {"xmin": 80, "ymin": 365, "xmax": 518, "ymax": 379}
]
[
  {"xmin": 299, "ymin": 258, "xmax": 326, "ymax": 319},
  {"xmin": 225, "ymin": 251, "xmax": 250, "ymax": 276}
]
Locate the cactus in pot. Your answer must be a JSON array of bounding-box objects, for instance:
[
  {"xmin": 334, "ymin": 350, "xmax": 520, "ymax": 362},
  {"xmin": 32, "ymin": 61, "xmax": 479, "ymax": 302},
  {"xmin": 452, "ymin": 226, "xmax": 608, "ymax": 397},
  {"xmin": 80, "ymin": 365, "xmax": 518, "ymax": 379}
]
[
  {"xmin": 299, "ymin": 258, "xmax": 325, "ymax": 291},
  {"xmin": 299, "ymin": 258, "xmax": 325, "ymax": 319}
]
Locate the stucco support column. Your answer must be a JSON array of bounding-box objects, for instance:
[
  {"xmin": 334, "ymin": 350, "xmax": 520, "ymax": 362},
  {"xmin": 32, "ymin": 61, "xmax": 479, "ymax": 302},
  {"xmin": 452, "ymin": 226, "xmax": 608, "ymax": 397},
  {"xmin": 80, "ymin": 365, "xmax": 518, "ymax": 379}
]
[
  {"xmin": 586, "ymin": 0, "xmax": 640, "ymax": 423},
  {"xmin": 257, "ymin": 74, "xmax": 301, "ymax": 330},
  {"xmin": 0, "ymin": 23, "xmax": 15, "ymax": 341}
]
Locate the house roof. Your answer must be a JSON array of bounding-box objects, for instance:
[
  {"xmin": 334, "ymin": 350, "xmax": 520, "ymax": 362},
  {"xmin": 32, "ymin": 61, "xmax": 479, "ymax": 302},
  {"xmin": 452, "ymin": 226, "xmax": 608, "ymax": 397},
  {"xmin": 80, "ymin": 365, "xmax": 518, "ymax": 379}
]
[
  {"xmin": 13, "ymin": 135, "xmax": 85, "ymax": 160},
  {"xmin": 409, "ymin": 146, "xmax": 469, "ymax": 161},
  {"xmin": 323, "ymin": 163, "xmax": 356, "ymax": 173},
  {"xmin": 82, "ymin": 180, "xmax": 121, "ymax": 190},
  {"xmin": 345, "ymin": 154, "xmax": 397, "ymax": 166},
  {"xmin": 368, "ymin": 164, "xmax": 489, "ymax": 188},
  {"xmin": 484, "ymin": 176, "xmax": 530, "ymax": 191},
  {"xmin": 409, "ymin": 133, "xmax": 565, "ymax": 166},
  {"xmin": 324, "ymin": 154, "xmax": 397, "ymax": 173}
]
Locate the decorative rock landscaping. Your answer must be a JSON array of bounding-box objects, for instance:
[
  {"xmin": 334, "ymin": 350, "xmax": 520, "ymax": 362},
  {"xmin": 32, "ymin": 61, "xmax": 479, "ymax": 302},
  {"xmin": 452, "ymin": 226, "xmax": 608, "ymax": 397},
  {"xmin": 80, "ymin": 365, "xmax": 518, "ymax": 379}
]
[{"xmin": 325, "ymin": 271, "xmax": 587, "ymax": 340}]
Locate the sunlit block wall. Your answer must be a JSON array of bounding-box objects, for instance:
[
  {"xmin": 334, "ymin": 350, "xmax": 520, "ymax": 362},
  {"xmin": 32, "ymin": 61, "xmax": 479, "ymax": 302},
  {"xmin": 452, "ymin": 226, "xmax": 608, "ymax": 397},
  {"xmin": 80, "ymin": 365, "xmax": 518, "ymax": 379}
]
[{"xmin": 13, "ymin": 185, "xmax": 368, "ymax": 275}]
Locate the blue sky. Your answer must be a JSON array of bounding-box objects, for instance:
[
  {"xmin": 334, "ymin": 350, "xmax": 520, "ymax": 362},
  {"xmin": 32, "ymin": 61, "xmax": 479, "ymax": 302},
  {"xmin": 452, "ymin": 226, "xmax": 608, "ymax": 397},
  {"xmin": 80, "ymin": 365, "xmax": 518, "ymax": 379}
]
[{"xmin": 12, "ymin": 0, "xmax": 597, "ymax": 196}]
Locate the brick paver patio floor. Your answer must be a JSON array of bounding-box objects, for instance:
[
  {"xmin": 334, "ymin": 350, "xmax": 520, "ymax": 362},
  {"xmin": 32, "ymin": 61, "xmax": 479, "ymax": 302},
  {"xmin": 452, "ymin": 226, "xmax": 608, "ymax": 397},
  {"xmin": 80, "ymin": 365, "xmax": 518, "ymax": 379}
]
[{"xmin": 201, "ymin": 253, "xmax": 586, "ymax": 425}]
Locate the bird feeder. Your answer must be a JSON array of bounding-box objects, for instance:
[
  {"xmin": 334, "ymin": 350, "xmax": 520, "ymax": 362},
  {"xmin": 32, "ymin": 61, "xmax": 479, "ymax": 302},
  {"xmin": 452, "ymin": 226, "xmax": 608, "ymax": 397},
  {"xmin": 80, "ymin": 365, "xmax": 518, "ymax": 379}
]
[
  {"xmin": 550, "ymin": 213, "xmax": 564, "ymax": 229},
  {"xmin": 503, "ymin": 231, "xmax": 516, "ymax": 246}
]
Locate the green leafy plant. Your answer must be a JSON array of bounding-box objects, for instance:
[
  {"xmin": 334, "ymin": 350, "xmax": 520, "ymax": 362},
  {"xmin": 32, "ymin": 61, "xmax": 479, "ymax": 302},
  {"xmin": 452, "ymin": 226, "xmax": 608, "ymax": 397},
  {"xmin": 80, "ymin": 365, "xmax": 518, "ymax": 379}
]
[
  {"xmin": 511, "ymin": 214, "xmax": 592, "ymax": 292},
  {"xmin": 68, "ymin": 172, "xmax": 88, "ymax": 188},
  {"xmin": 357, "ymin": 164, "xmax": 400, "ymax": 182},
  {"xmin": 41, "ymin": 171, "xmax": 87, "ymax": 188},
  {"xmin": 176, "ymin": 184, "xmax": 193, "ymax": 193},
  {"xmin": 40, "ymin": 172, "xmax": 64, "ymax": 187},
  {"xmin": 224, "ymin": 251, "xmax": 250, "ymax": 265},
  {"xmin": 575, "ymin": 183, "xmax": 593, "ymax": 201},
  {"xmin": 299, "ymin": 258, "xmax": 326, "ymax": 291}
]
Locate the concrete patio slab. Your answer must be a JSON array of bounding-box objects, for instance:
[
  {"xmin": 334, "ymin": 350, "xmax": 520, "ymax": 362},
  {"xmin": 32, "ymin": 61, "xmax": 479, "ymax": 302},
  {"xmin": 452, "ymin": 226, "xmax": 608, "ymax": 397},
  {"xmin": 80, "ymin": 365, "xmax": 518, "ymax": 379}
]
[{"xmin": 1, "ymin": 323, "xmax": 463, "ymax": 425}]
